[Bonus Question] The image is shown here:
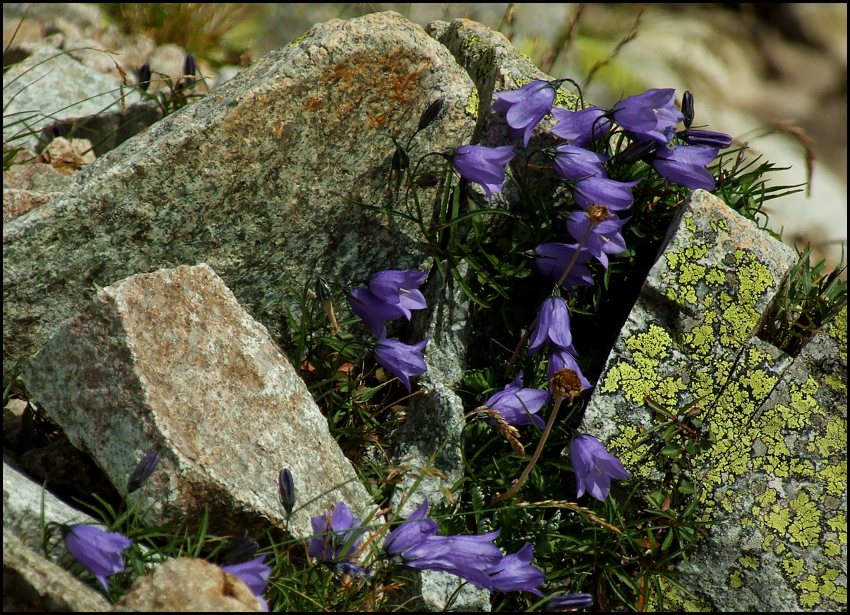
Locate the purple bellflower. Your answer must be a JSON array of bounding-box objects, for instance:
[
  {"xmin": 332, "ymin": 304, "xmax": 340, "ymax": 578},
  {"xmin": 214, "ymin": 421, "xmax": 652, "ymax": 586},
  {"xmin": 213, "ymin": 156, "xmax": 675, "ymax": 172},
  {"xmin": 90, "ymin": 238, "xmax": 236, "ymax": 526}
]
[
  {"xmin": 551, "ymin": 106, "xmax": 612, "ymax": 146},
  {"xmin": 650, "ymin": 144, "xmax": 719, "ymax": 191},
  {"xmin": 548, "ymin": 348, "xmax": 592, "ymax": 395},
  {"xmin": 493, "ymin": 80, "xmax": 558, "ymax": 147},
  {"xmin": 221, "ymin": 554, "xmax": 272, "ymax": 612},
  {"xmin": 547, "ymin": 592, "xmax": 595, "ymax": 610},
  {"xmin": 571, "ymin": 176, "xmax": 641, "ymax": 212},
  {"xmin": 349, "ymin": 269, "xmax": 428, "ymax": 338},
  {"xmin": 126, "ymin": 449, "xmax": 160, "ymax": 493},
  {"xmin": 308, "ymin": 502, "xmax": 366, "ymax": 562},
  {"xmin": 550, "ymin": 144, "xmax": 608, "ymax": 181},
  {"xmin": 482, "ymin": 371, "xmax": 551, "ymax": 429},
  {"xmin": 679, "ymin": 128, "xmax": 732, "ymax": 149},
  {"xmin": 486, "ymin": 543, "xmax": 546, "ymax": 596},
  {"xmin": 450, "ymin": 144, "xmax": 516, "ymax": 199},
  {"xmin": 534, "ymin": 243, "xmax": 595, "ymax": 290},
  {"xmin": 566, "ymin": 209, "xmax": 630, "ymax": 269},
  {"xmin": 570, "ymin": 434, "xmax": 632, "ymax": 501},
  {"xmin": 528, "ymin": 297, "xmax": 573, "ymax": 355},
  {"xmin": 384, "ymin": 499, "xmax": 503, "ymax": 590},
  {"xmin": 63, "ymin": 524, "xmax": 133, "ymax": 592},
  {"xmin": 611, "ymin": 88, "xmax": 683, "ymax": 144},
  {"xmin": 374, "ymin": 337, "xmax": 429, "ymax": 393}
]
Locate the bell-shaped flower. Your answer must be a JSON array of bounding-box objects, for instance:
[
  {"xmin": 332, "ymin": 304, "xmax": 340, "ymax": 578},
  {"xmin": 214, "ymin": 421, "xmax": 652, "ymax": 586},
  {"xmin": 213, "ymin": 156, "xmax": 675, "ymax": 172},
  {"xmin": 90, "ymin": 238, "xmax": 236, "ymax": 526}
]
[
  {"xmin": 349, "ymin": 269, "xmax": 428, "ymax": 338},
  {"xmin": 566, "ymin": 210, "xmax": 630, "ymax": 269},
  {"xmin": 483, "ymin": 371, "xmax": 551, "ymax": 429},
  {"xmin": 650, "ymin": 144, "xmax": 719, "ymax": 191},
  {"xmin": 611, "ymin": 88, "xmax": 682, "ymax": 144},
  {"xmin": 450, "ymin": 144, "xmax": 516, "ymax": 199},
  {"xmin": 486, "ymin": 543, "xmax": 546, "ymax": 596},
  {"xmin": 63, "ymin": 524, "xmax": 133, "ymax": 592},
  {"xmin": 572, "ymin": 176, "xmax": 640, "ymax": 212},
  {"xmin": 551, "ymin": 106, "xmax": 612, "ymax": 146},
  {"xmin": 548, "ymin": 348, "xmax": 592, "ymax": 396},
  {"xmin": 493, "ymin": 80, "xmax": 558, "ymax": 147},
  {"xmin": 374, "ymin": 337, "xmax": 429, "ymax": 393},
  {"xmin": 534, "ymin": 243, "xmax": 595, "ymax": 290},
  {"xmin": 398, "ymin": 532, "xmax": 503, "ymax": 590},
  {"xmin": 308, "ymin": 502, "xmax": 366, "ymax": 562},
  {"xmin": 221, "ymin": 554, "xmax": 272, "ymax": 612},
  {"xmin": 550, "ymin": 144, "xmax": 608, "ymax": 181},
  {"xmin": 384, "ymin": 500, "xmax": 439, "ymax": 556},
  {"xmin": 529, "ymin": 297, "xmax": 573, "ymax": 355},
  {"xmin": 570, "ymin": 434, "xmax": 631, "ymax": 501}
]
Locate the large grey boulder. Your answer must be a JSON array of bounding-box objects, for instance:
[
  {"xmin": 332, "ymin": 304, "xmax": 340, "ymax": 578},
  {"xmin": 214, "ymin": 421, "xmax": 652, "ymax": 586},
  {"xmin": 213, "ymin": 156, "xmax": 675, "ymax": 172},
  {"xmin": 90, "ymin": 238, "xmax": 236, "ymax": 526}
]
[
  {"xmin": 578, "ymin": 190, "xmax": 846, "ymax": 611},
  {"xmin": 3, "ymin": 11, "xmax": 477, "ymax": 381},
  {"xmin": 20, "ymin": 264, "xmax": 376, "ymax": 539}
]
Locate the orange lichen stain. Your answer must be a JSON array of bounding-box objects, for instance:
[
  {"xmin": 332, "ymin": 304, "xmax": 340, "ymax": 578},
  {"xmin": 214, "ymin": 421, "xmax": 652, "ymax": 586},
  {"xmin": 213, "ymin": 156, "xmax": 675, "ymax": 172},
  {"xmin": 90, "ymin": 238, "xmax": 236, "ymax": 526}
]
[{"xmin": 305, "ymin": 96, "xmax": 323, "ymax": 111}]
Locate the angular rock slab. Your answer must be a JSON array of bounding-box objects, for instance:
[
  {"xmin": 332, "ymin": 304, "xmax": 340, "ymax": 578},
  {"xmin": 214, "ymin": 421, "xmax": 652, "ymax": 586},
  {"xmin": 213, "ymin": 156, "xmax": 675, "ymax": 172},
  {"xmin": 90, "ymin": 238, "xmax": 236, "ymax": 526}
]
[
  {"xmin": 3, "ymin": 10, "xmax": 477, "ymax": 379},
  {"xmin": 579, "ymin": 190, "xmax": 846, "ymax": 611},
  {"xmin": 21, "ymin": 264, "xmax": 376, "ymax": 539},
  {"xmin": 3, "ymin": 528, "xmax": 112, "ymax": 612}
]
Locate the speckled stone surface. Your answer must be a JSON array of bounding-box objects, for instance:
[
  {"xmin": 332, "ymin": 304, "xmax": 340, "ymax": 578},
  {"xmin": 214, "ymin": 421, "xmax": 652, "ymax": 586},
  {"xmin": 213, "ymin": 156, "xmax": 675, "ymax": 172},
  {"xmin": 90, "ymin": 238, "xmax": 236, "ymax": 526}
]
[
  {"xmin": 21, "ymin": 264, "xmax": 376, "ymax": 540},
  {"xmin": 3, "ymin": 11, "xmax": 477, "ymax": 379},
  {"xmin": 578, "ymin": 190, "xmax": 847, "ymax": 611}
]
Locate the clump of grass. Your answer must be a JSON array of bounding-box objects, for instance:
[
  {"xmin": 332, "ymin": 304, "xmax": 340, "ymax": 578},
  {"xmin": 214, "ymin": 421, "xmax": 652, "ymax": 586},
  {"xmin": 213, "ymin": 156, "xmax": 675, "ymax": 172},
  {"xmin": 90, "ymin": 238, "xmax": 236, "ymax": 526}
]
[{"xmin": 101, "ymin": 3, "xmax": 260, "ymax": 67}]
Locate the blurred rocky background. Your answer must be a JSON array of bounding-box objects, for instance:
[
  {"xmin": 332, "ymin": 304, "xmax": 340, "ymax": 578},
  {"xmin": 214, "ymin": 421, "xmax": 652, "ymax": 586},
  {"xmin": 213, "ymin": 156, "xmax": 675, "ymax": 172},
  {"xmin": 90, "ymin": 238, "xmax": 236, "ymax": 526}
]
[{"xmin": 4, "ymin": 3, "xmax": 846, "ymax": 274}]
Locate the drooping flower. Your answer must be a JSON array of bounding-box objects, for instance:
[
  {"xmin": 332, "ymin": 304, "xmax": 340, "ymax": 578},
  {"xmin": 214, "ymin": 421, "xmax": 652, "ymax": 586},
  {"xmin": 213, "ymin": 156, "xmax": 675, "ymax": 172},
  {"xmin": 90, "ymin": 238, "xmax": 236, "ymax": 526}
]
[
  {"xmin": 308, "ymin": 502, "xmax": 367, "ymax": 563},
  {"xmin": 547, "ymin": 348, "xmax": 591, "ymax": 397},
  {"xmin": 482, "ymin": 371, "xmax": 551, "ymax": 429},
  {"xmin": 571, "ymin": 176, "xmax": 641, "ymax": 212},
  {"xmin": 384, "ymin": 499, "xmax": 503, "ymax": 590},
  {"xmin": 551, "ymin": 106, "xmax": 612, "ymax": 146},
  {"xmin": 570, "ymin": 434, "xmax": 631, "ymax": 501},
  {"xmin": 221, "ymin": 554, "xmax": 272, "ymax": 612},
  {"xmin": 374, "ymin": 337, "xmax": 429, "ymax": 393},
  {"xmin": 528, "ymin": 297, "xmax": 573, "ymax": 355},
  {"xmin": 486, "ymin": 543, "xmax": 546, "ymax": 596},
  {"xmin": 493, "ymin": 80, "xmax": 558, "ymax": 146},
  {"xmin": 349, "ymin": 269, "xmax": 428, "ymax": 338},
  {"xmin": 450, "ymin": 144, "xmax": 516, "ymax": 199},
  {"xmin": 566, "ymin": 209, "xmax": 630, "ymax": 269},
  {"xmin": 63, "ymin": 524, "xmax": 133, "ymax": 592},
  {"xmin": 534, "ymin": 243, "xmax": 595, "ymax": 290},
  {"xmin": 126, "ymin": 449, "xmax": 160, "ymax": 494},
  {"xmin": 278, "ymin": 468, "xmax": 295, "ymax": 517},
  {"xmin": 611, "ymin": 88, "xmax": 683, "ymax": 144},
  {"xmin": 550, "ymin": 144, "xmax": 608, "ymax": 181},
  {"xmin": 650, "ymin": 144, "xmax": 719, "ymax": 191},
  {"xmin": 546, "ymin": 592, "xmax": 595, "ymax": 610}
]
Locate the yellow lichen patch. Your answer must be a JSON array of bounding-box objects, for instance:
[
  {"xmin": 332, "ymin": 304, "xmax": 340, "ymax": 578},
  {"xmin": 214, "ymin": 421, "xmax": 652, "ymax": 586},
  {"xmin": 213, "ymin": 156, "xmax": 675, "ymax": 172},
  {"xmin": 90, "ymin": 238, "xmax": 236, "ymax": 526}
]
[
  {"xmin": 781, "ymin": 556, "xmax": 805, "ymax": 577},
  {"xmin": 464, "ymin": 87, "xmax": 480, "ymax": 118},
  {"xmin": 786, "ymin": 490, "xmax": 822, "ymax": 547},
  {"xmin": 820, "ymin": 459, "xmax": 847, "ymax": 497},
  {"xmin": 811, "ymin": 418, "xmax": 846, "ymax": 457},
  {"xmin": 607, "ymin": 424, "xmax": 654, "ymax": 480},
  {"xmin": 822, "ymin": 373, "xmax": 846, "ymax": 394},
  {"xmin": 738, "ymin": 555, "xmax": 760, "ymax": 570},
  {"xmin": 829, "ymin": 306, "xmax": 847, "ymax": 363},
  {"xmin": 728, "ymin": 569, "xmax": 743, "ymax": 589}
]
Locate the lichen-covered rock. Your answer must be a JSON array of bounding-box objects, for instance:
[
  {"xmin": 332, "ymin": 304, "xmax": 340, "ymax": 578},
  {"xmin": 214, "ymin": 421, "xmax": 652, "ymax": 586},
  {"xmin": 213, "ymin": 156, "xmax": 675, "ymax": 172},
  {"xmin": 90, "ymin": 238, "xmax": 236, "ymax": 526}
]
[
  {"xmin": 3, "ymin": 528, "xmax": 112, "ymax": 613},
  {"xmin": 3, "ymin": 11, "xmax": 477, "ymax": 380},
  {"xmin": 114, "ymin": 557, "xmax": 264, "ymax": 612},
  {"xmin": 578, "ymin": 190, "xmax": 847, "ymax": 611},
  {"xmin": 20, "ymin": 264, "xmax": 376, "ymax": 539}
]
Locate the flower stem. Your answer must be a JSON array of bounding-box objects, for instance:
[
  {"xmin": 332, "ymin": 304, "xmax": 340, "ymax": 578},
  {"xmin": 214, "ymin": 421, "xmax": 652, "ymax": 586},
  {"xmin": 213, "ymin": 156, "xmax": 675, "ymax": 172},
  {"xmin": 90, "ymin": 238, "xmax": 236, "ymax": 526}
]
[{"xmin": 491, "ymin": 393, "xmax": 565, "ymax": 505}]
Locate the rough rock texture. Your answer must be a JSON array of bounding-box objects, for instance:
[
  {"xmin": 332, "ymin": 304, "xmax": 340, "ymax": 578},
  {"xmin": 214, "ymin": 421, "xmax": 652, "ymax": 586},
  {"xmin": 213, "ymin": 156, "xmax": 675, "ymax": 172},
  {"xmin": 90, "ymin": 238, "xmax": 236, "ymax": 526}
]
[
  {"xmin": 579, "ymin": 190, "xmax": 847, "ymax": 611},
  {"xmin": 3, "ymin": 10, "xmax": 477, "ymax": 379},
  {"xmin": 3, "ymin": 455, "xmax": 99, "ymax": 563},
  {"xmin": 20, "ymin": 264, "xmax": 376, "ymax": 539},
  {"xmin": 2, "ymin": 46, "xmax": 149, "ymax": 154},
  {"xmin": 3, "ymin": 528, "xmax": 112, "ymax": 612},
  {"xmin": 113, "ymin": 557, "xmax": 264, "ymax": 612}
]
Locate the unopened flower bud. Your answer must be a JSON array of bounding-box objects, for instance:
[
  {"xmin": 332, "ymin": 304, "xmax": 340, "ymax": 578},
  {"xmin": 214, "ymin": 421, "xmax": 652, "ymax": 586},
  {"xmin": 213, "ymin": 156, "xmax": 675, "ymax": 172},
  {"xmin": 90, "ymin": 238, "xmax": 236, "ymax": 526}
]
[
  {"xmin": 278, "ymin": 468, "xmax": 295, "ymax": 516},
  {"xmin": 415, "ymin": 173, "xmax": 440, "ymax": 188},
  {"xmin": 417, "ymin": 98, "xmax": 444, "ymax": 132},
  {"xmin": 391, "ymin": 137, "xmax": 409, "ymax": 172},
  {"xmin": 682, "ymin": 91, "xmax": 695, "ymax": 129},
  {"xmin": 137, "ymin": 63, "xmax": 151, "ymax": 92},
  {"xmin": 183, "ymin": 53, "xmax": 197, "ymax": 78},
  {"xmin": 127, "ymin": 450, "xmax": 160, "ymax": 493}
]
